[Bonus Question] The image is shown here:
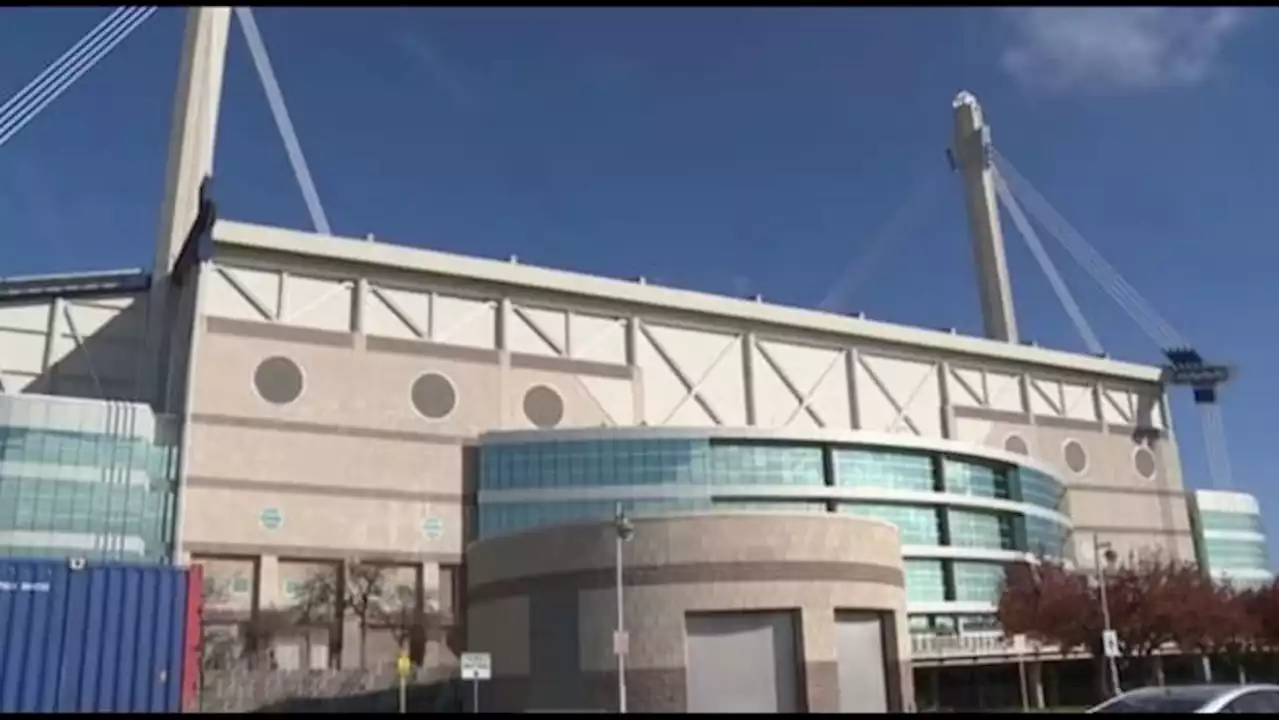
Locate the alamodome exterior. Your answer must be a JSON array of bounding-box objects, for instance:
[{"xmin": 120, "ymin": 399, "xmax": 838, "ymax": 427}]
[{"xmin": 0, "ymin": 8, "xmax": 1270, "ymax": 713}]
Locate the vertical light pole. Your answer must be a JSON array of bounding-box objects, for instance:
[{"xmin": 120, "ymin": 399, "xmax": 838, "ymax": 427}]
[
  {"xmin": 613, "ymin": 503, "xmax": 634, "ymax": 714},
  {"xmin": 1092, "ymin": 534, "xmax": 1122, "ymax": 696}
]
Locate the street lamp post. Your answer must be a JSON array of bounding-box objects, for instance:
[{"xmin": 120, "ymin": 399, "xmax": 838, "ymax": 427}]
[
  {"xmin": 614, "ymin": 503, "xmax": 635, "ymax": 714},
  {"xmin": 1092, "ymin": 534, "xmax": 1122, "ymax": 696}
]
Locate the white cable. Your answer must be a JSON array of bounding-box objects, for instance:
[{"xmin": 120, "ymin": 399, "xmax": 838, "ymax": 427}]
[
  {"xmin": 234, "ymin": 6, "xmax": 332, "ymax": 236},
  {"xmin": 0, "ymin": 7, "xmax": 130, "ymax": 125},
  {"xmin": 819, "ymin": 165, "xmax": 944, "ymax": 312},
  {"xmin": 1198, "ymin": 404, "xmax": 1224, "ymax": 489},
  {"xmin": 995, "ymin": 152, "xmax": 1181, "ymax": 349},
  {"xmin": 1200, "ymin": 403, "xmax": 1234, "ymax": 490},
  {"xmin": 0, "ymin": 7, "xmax": 147, "ymax": 137},
  {"xmin": 993, "ymin": 152, "xmax": 1186, "ymax": 349},
  {"xmin": 0, "ymin": 7, "xmax": 157, "ymax": 150},
  {"xmin": 993, "ymin": 169, "xmax": 1105, "ymax": 355},
  {"xmin": 0, "ymin": 7, "xmax": 142, "ymax": 136},
  {"xmin": 994, "ymin": 151, "xmax": 1181, "ymax": 347}
]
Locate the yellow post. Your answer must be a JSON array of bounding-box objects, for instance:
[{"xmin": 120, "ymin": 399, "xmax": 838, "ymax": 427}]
[{"xmin": 397, "ymin": 651, "xmax": 411, "ymax": 714}]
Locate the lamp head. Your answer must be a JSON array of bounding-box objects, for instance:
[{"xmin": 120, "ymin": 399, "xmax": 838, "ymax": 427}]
[{"xmin": 614, "ymin": 503, "xmax": 635, "ymax": 542}]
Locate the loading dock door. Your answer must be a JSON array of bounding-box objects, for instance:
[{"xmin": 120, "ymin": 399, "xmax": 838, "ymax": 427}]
[
  {"xmin": 684, "ymin": 612, "xmax": 800, "ymax": 713},
  {"xmin": 836, "ymin": 612, "xmax": 889, "ymax": 713}
]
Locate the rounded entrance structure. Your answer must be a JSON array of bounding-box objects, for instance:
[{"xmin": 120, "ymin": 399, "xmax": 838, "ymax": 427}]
[{"xmin": 465, "ymin": 513, "xmax": 912, "ymax": 713}]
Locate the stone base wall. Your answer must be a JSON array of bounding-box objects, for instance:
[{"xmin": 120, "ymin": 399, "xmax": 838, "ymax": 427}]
[{"xmin": 193, "ymin": 666, "xmax": 461, "ymax": 713}]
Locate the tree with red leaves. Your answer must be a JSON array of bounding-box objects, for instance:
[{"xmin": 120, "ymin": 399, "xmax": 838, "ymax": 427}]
[
  {"xmin": 1244, "ymin": 579, "xmax": 1279, "ymax": 652},
  {"xmin": 998, "ymin": 559, "xmax": 1098, "ymax": 652},
  {"xmin": 998, "ymin": 550, "xmax": 1219, "ymax": 689},
  {"xmin": 1169, "ymin": 571, "xmax": 1250, "ymax": 676},
  {"xmin": 1106, "ymin": 553, "xmax": 1206, "ymax": 665}
]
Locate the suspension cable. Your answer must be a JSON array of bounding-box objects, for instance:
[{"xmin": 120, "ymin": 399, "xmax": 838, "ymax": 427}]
[
  {"xmin": 818, "ymin": 164, "xmax": 945, "ymax": 312},
  {"xmin": 992, "ymin": 150, "xmax": 1186, "ymax": 349},
  {"xmin": 992, "ymin": 168, "xmax": 1105, "ymax": 355},
  {"xmin": 0, "ymin": 7, "xmax": 157, "ymax": 151},
  {"xmin": 233, "ymin": 6, "xmax": 332, "ymax": 236},
  {"xmin": 0, "ymin": 7, "xmax": 131, "ymax": 126}
]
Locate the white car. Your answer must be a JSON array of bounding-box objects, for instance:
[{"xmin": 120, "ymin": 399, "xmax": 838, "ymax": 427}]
[{"xmin": 1088, "ymin": 684, "xmax": 1280, "ymax": 714}]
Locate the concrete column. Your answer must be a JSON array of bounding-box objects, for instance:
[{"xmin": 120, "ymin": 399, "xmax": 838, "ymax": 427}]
[
  {"xmin": 952, "ymin": 92, "xmax": 1018, "ymax": 344},
  {"xmin": 742, "ymin": 332, "xmax": 758, "ymax": 426},
  {"xmin": 1030, "ymin": 660, "xmax": 1046, "ymax": 710},
  {"xmin": 254, "ymin": 554, "xmax": 281, "ymax": 610},
  {"xmin": 146, "ymin": 8, "xmax": 232, "ymax": 401}
]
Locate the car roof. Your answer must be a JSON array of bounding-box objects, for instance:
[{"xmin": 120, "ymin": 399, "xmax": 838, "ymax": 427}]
[
  {"xmin": 1128, "ymin": 684, "xmax": 1276, "ymax": 695},
  {"xmin": 1095, "ymin": 681, "xmax": 1274, "ymax": 707}
]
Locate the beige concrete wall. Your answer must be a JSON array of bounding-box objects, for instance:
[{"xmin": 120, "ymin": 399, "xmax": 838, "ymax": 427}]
[
  {"xmin": 181, "ymin": 314, "xmax": 629, "ymax": 563},
  {"xmin": 952, "ymin": 406, "xmax": 1194, "ymax": 565},
  {"xmin": 465, "ymin": 514, "xmax": 912, "ymax": 712},
  {"xmin": 180, "ymin": 287, "xmax": 636, "ymax": 669}
]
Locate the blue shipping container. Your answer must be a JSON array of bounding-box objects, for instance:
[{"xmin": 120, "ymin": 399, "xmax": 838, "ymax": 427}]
[{"xmin": 0, "ymin": 558, "xmax": 191, "ymax": 713}]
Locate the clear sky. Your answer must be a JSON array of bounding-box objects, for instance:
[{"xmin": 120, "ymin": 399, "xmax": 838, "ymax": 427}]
[{"xmin": 0, "ymin": 8, "xmax": 1275, "ymax": 555}]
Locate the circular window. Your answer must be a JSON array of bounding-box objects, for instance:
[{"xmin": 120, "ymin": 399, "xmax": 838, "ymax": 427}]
[
  {"xmin": 1063, "ymin": 440, "xmax": 1089, "ymax": 475},
  {"xmin": 411, "ymin": 372, "xmax": 457, "ymax": 420},
  {"xmin": 1133, "ymin": 447, "xmax": 1158, "ymax": 480},
  {"xmin": 523, "ymin": 385, "xmax": 564, "ymax": 429},
  {"xmin": 1004, "ymin": 434, "xmax": 1029, "ymax": 456},
  {"xmin": 253, "ymin": 357, "xmax": 304, "ymax": 405}
]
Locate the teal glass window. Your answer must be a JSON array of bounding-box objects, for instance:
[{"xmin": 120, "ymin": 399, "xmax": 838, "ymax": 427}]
[
  {"xmin": 904, "ymin": 559, "xmax": 946, "ymax": 603},
  {"xmin": 1024, "ymin": 516, "xmax": 1071, "ymax": 559},
  {"xmin": 944, "ymin": 459, "xmax": 1011, "ymax": 500},
  {"xmin": 1202, "ymin": 538, "xmax": 1270, "ymax": 571},
  {"xmin": 952, "ymin": 562, "xmax": 1007, "ymax": 603},
  {"xmin": 0, "ymin": 409, "xmax": 178, "ymax": 564},
  {"xmin": 840, "ymin": 503, "xmax": 942, "ymax": 545},
  {"xmin": 1016, "ymin": 468, "xmax": 1066, "ymax": 511},
  {"xmin": 1198, "ymin": 511, "xmax": 1263, "ymax": 534},
  {"xmin": 832, "ymin": 449, "xmax": 933, "ymax": 492},
  {"xmin": 948, "ymin": 509, "xmax": 1016, "ymax": 550}
]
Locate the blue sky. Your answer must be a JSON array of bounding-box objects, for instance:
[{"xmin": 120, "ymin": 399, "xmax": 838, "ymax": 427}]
[{"xmin": 0, "ymin": 8, "xmax": 1275, "ymax": 553}]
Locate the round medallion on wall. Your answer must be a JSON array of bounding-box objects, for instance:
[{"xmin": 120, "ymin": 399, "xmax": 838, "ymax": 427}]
[
  {"xmin": 253, "ymin": 356, "xmax": 304, "ymax": 405},
  {"xmin": 1004, "ymin": 434, "xmax": 1029, "ymax": 456},
  {"xmin": 259, "ymin": 507, "xmax": 284, "ymax": 531},
  {"xmin": 523, "ymin": 384, "xmax": 565, "ymax": 429},
  {"xmin": 411, "ymin": 372, "xmax": 458, "ymax": 420},
  {"xmin": 1133, "ymin": 446, "xmax": 1158, "ymax": 480},
  {"xmin": 422, "ymin": 516, "xmax": 446, "ymax": 540},
  {"xmin": 1062, "ymin": 439, "xmax": 1089, "ymax": 475}
]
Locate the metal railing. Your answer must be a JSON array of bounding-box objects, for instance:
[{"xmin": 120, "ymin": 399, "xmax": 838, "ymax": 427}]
[{"xmin": 911, "ymin": 631, "xmax": 1024, "ymax": 659}]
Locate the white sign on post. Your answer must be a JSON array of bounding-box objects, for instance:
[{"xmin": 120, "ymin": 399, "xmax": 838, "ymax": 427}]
[
  {"xmin": 1102, "ymin": 629, "xmax": 1120, "ymax": 658},
  {"xmin": 460, "ymin": 652, "xmax": 492, "ymax": 681}
]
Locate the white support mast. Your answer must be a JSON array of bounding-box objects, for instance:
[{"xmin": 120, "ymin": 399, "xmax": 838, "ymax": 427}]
[
  {"xmin": 145, "ymin": 7, "xmax": 231, "ymax": 403},
  {"xmin": 952, "ymin": 91, "xmax": 1019, "ymax": 344}
]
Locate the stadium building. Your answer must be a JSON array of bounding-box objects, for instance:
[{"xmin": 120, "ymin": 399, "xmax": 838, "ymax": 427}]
[{"xmin": 0, "ymin": 7, "xmax": 1269, "ymax": 713}]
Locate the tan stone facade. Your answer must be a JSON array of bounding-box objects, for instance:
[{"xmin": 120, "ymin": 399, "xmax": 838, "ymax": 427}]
[{"xmin": 465, "ymin": 514, "xmax": 912, "ymax": 713}]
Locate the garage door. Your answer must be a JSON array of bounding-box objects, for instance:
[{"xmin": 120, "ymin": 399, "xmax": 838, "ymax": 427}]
[
  {"xmin": 684, "ymin": 611, "xmax": 801, "ymax": 713},
  {"xmin": 835, "ymin": 611, "xmax": 890, "ymax": 713}
]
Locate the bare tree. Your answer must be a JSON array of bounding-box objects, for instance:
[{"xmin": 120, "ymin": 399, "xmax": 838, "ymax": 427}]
[
  {"xmin": 199, "ymin": 577, "xmax": 239, "ymax": 672},
  {"xmin": 344, "ymin": 560, "xmax": 392, "ymax": 669},
  {"xmin": 239, "ymin": 607, "xmax": 298, "ymax": 670},
  {"xmin": 284, "ymin": 560, "xmax": 451, "ymax": 670}
]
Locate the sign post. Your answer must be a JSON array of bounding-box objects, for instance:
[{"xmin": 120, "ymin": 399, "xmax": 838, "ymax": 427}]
[
  {"xmin": 460, "ymin": 652, "xmax": 492, "ymax": 714},
  {"xmin": 396, "ymin": 651, "xmax": 411, "ymax": 714}
]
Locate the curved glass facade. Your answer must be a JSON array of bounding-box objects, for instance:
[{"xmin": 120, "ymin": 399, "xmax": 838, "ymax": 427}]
[
  {"xmin": 1189, "ymin": 490, "xmax": 1274, "ymax": 591},
  {"xmin": 0, "ymin": 394, "xmax": 179, "ymax": 563},
  {"xmin": 478, "ymin": 431, "xmax": 1073, "ymax": 620}
]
